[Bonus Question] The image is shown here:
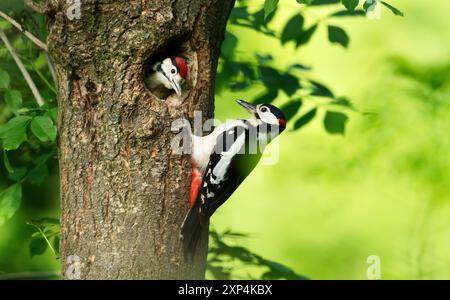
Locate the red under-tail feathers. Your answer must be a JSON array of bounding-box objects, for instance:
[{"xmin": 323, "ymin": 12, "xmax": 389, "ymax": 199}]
[{"xmin": 190, "ymin": 163, "xmax": 202, "ymax": 208}]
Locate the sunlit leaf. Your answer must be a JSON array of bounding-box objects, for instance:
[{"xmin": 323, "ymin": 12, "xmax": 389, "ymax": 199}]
[
  {"xmin": 0, "ymin": 184, "xmax": 22, "ymax": 226},
  {"xmin": 30, "ymin": 116, "xmax": 57, "ymax": 142},
  {"xmin": 264, "ymin": 0, "xmax": 279, "ymax": 20},
  {"xmin": 0, "ymin": 116, "xmax": 32, "ymax": 150}
]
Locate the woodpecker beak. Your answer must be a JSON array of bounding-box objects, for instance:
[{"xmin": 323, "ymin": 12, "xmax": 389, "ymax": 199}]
[
  {"xmin": 170, "ymin": 79, "xmax": 182, "ymax": 96},
  {"xmin": 236, "ymin": 99, "xmax": 257, "ymax": 115}
]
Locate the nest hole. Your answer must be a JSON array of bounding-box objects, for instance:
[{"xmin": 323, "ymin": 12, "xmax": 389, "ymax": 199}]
[{"xmin": 143, "ymin": 35, "xmax": 197, "ymax": 104}]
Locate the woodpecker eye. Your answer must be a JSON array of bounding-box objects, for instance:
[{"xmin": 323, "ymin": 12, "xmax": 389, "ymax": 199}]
[
  {"xmin": 261, "ymin": 107, "xmax": 268, "ymax": 113},
  {"xmin": 171, "ymin": 68, "xmax": 177, "ymax": 74}
]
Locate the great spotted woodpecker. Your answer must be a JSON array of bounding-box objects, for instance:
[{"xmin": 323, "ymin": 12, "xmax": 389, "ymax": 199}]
[
  {"xmin": 181, "ymin": 99, "xmax": 287, "ymax": 259},
  {"xmin": 146, "ymin": 57, "xmax": 188, "ymax": 96}
]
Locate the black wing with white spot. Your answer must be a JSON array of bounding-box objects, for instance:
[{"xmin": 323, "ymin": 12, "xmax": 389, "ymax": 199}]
[{"xmin": 181, "ymin": 124, "xmax": 262, "ymax": 259}]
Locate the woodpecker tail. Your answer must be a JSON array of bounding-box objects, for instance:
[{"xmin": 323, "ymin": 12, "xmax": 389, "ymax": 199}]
[{"xmin": 180, "ymin": 207, "xmax": 203, "ymax": 261}]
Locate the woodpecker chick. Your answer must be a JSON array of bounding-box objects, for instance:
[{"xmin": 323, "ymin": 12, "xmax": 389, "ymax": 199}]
[
  {"xmin": 146, "ymin": 57, "xmax": 188, "ymax": 97},
  {"xmin": 181, "ymin": 99, "xmax": 287, "ymax": 260}
]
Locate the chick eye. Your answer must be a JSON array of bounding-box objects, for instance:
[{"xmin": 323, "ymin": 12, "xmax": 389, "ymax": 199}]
[
  {"xmin": 261, "ymin": 107, "xmax": 268, "ymax": 112},
  {"xmin": 171, "ymin": 68, "xmax": 177, "ymax": 74}
]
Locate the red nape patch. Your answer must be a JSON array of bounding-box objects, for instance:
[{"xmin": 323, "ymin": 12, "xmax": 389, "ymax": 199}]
[
  {"xmin": 190, "ymin": 163, "xmax": 202, "ymax": 208},
  {"xmin": 278, "ymin": 118, "xmax": 286, "ymax": 129},
  {"xmin": 176, "ymin": 57, "xmax": 188, "ymax": 80}
]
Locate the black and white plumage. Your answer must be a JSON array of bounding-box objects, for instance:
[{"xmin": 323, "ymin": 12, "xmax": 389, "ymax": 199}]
[
  {"xmin": 145, "ymin": 57, "xmax": 188, "ymax": 97},
  {"xmin": 181, "ymin": 99, "xmax": 287, "ymax": 259}
]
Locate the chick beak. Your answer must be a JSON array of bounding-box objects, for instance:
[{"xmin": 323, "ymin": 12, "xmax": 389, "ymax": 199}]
[{"xmin": 171, "ymin": 79, "xmax": 182, "ymax": 96}]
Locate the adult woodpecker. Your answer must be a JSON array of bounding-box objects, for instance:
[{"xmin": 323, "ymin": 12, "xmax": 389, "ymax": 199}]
[
  {"xmin": 145, "ymin": 57, "xmax": 188, "ymax": 96},
  {"xmin": 181, "ymin": 99, "xmax": 287, "ymax": 259}
]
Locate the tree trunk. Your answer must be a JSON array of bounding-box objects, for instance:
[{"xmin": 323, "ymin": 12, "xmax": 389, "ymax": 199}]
[{"xmin": 46, "ymin": 0, "xmax": 235, "ymax": 279}]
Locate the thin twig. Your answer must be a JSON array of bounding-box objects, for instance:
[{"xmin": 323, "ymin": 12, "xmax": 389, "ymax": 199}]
[
  {"xmin": 24, "ymin": 0, "xmax": 46, "ymax": 14},
  {"xmin": 0, "ymin": 10, "xmax": 47, "ymax": 52},
  {"xmin": 45, "ymin": 52, "xmax": 58, "ymax": 86},
  {"xmin": 0, "ymin": 31, "xmax": 45, "ymax": 106}
]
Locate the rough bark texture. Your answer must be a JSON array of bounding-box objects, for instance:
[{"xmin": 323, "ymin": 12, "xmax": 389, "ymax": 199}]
[{"xmin": 46, "ymin": 0, "xmax": 235, "ymax": 279}]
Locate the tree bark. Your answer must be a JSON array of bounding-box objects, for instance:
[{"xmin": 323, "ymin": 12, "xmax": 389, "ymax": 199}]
[{"xmin": 46, "ymin": 0, "xmax": 235, "ymax": 279}]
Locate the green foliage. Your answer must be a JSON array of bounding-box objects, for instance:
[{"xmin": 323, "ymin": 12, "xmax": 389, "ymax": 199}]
[
  {"xmin": 0, "ymin": 116, "xmax": 32, "ymax": 150},
  {"xmin": 342, "ymin": 0, "xmax": 359, "ymax": 10},
  {"xmin": 263, "ymin": 0, "xmax": 279, "ymax": 20},
  {"xmin": 0, "ymin": 6, "xmax": 58, "ymax": 236},
  {"xmin": 208, "ymin": 229, "xmax": 308, "ymax": 280},
  {"xmin": 27, "ymin": 218, "xmax": 60, "ymax": 258},
  {"xmin": 0, "ymin": 183, "xmax": 21, "ymax": 226},
  {"xmin": 0, "ymin": 68, "xmax": 10, "ymax": 89},
  {"xmin": 323, "ymin": 111, "xmax": 348, "ymax": 134},
  {"xmin": 30, "ymin": 116, "xmax": 56, "ymax": 142},
  {"xmin": 220, "ymin": 0, "xmax": 376, "ymax": 137},
  {"xmin": 327, "ymin": 25, "xmax": 349, "ymax": 48},
  {"xmin": 0, "ymin": 0, "xmax": 408, "ymax": 279},
  {"xmin": 4, "ymin": 90, "xmax": 22, "ymax": 113},
  {"xmin": 380, "ymin": 1, "xmax": 403, "ymax": 16}
]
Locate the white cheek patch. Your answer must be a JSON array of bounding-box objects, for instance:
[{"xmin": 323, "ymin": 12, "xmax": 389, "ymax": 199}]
[{"xmin": 259, "ymin": 111, "xmax": 278, "ymax": 125}]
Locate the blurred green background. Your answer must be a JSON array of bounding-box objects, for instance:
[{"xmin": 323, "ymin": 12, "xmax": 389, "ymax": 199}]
[{"xmin": 0, "ymin": 0, "xmax": 449, "ymax": 279}]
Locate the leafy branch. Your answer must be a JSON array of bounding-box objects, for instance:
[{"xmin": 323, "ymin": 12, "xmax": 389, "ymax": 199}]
[{"xmin": 208, "ymin": 229, "xmax": 309, "ymax": 280}]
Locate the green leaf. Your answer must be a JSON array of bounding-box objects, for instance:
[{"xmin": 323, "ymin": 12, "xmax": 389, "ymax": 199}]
[
  {"xmin": 342, "ymin": 0, "xmax": 359, "ymax": 10},
  {"xmin": 281, "ymin": 15, "xmax": 304, "ymax": 45},
  {"xmin": 30, "ymin": 116, "xmax": 57, "ymax": 142},
  {"xmin": 281, "ymin": 99, "xmax": 303, "ymax": 122},
  {"xmin": 4, "ymin": 90, "xmax": 23, "ymax": 113},
  {"xmin": 221, "ymin": 31, "xmax": 238, "ymax": 58},
  {"xmin": 28, "ymin": 163, "xmax": 49, "ymax": 186},
  {"xmin": 53, "ymin": 236, "xmax": 60, "ymax": 256},
  {"xmin": 3, "ymin": 150, "xmax": 13, "ymax": 173},
  {"xmin": 0, "ymin": 116, "xmax": 32, "ymax": 150},
  {"xmin": 324, "ymin": 111, "xmax": 349, "ymax": 134},
  {"xmin": 253, "ymin": 90, "xmax": 279, "ymax": 104},
  {"xmin": 264, "ymin": 0, "xmax": 279, "ymax": 20},
  {"xmin": 0, "ymin": 183, "xmax": 22, "ymax": 226},
  {"xmin": 46, "ymin": 107, "xmax": 59, "ymax": 123},
  {"xmin": 0, "ymin": 68, "xmax": 10, "ymax": 89},
  {"xmin": 293, "ymin": 108, "xmax": 317, "ymax": 130},
  {"xmin": 8, "ymin": 167, "xmax": 27, "ymax": 181},
  {"xmin": 381, "ymin": 1, "xmax": 404, "ymax": 16},
  {"xmin": 310, "ymin": 80, "xmax": 335, "ymax": 98},
  {"xmin": 331, "ymin": 9, "xmax": 366, "ymax": 17},
  {"xmin": 29, "ymin": 238, "xmax": 48, "ymax": 258},
  {"xmin": 328, "ymin": 25, "xmax": 349, "ymax": 48},
  {"xmin": 0, "ymin": 19, "xmax": 13, "ymax": 31},
  {"xmin": 296, "ymin": 0, "xmax": 314, "ymax": 4},
  {"xmin": 296, "ymin": 24, "xmax": 318, "ymax": 48},
  {"xmin": 305, "ymin": 0, "xmax": 340, "ymax": 5}
]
